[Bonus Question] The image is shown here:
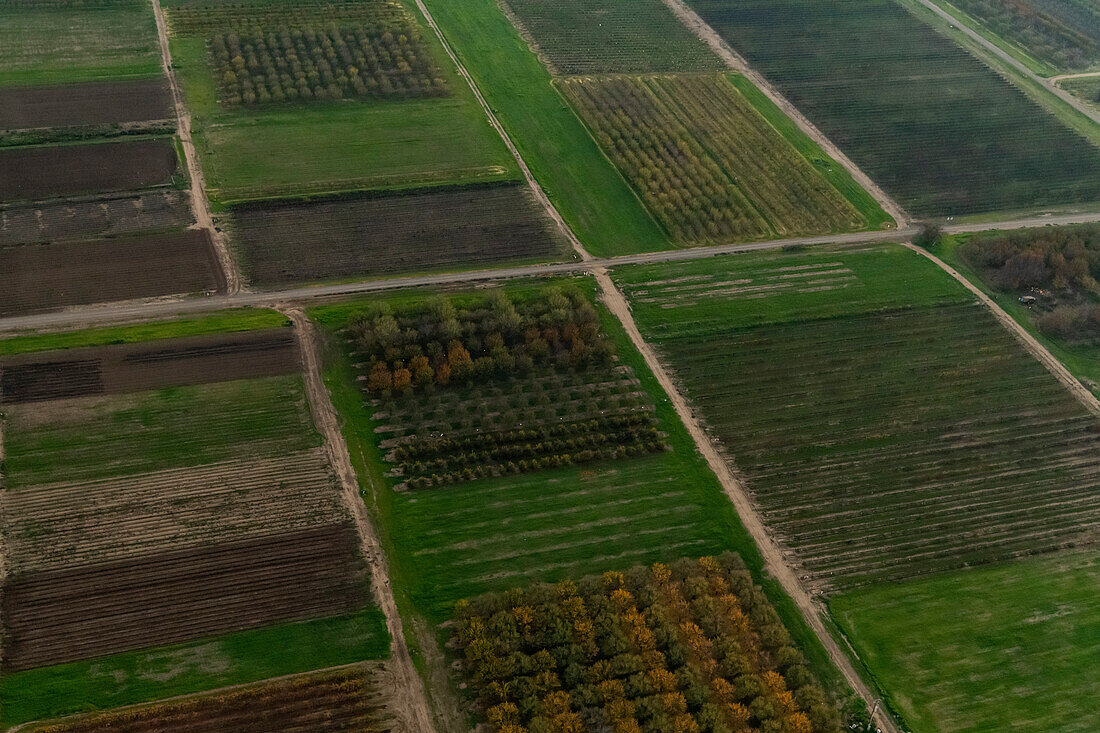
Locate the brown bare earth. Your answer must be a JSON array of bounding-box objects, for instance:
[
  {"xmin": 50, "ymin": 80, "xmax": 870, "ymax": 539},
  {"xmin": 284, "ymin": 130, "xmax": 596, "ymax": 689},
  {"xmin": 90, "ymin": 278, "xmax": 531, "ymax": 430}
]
[
  {"xmin": 0, "ymin": 328, "xmax": 297, "ymax": 401},
  {"xmin": 0, "ymin": 79, "xmax": 173, "ymax": 131},
  {"xmin": 229, "ymin": 184, "xmax": 567, "ymax": 286},
  {"xmin": 0, "ymin": 229, "xmax": 223, "ymax": 317},
  {"xmin": 0, "ymin": 191, "xmax": 192, "ymax": 246},
  {"xmin": 2, "ymin": 523, "xmax": 366, "ymax": 671},
  {"xmin": 23, "ymin": 665, "xmax": 396, "ymax": 733},
  {"xmin": 1, "ymin": 450, "xmax": 345, "ymax": 572},
  {"xmin": 0, "ymin": 139, "xmax": 178, "ymax": 203}
]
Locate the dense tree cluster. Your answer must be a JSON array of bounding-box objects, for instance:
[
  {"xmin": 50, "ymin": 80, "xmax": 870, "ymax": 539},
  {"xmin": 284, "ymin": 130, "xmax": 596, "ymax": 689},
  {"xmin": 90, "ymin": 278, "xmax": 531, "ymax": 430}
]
[
  {"xmin": 947, "ymin": 0, "xmax": 1099, "ymax": 70},
  {"xmin": 964, "ymin": 224, "xmax": 1100, "ymax": 343},
  {"xmin": 564, "ymin": 76, "xmax": 767, "ymax": 245},
  {"xmin": 963, "ymin": 225, "xmax": 1099, "ymax": 293},
  {"xmin": 350, "ymin": 289, "xmax": 666, "ymax": 488},
  {"xmin": 350, "ymin": 289, "xmax": 614, "ymax": 395},
  {"xmin": 453, "ymin": 554, "xmax": 843, "ymax": 733},
  {"xmin": 210, "ymin": 26, "xmax": 446, "ymax": 106}
]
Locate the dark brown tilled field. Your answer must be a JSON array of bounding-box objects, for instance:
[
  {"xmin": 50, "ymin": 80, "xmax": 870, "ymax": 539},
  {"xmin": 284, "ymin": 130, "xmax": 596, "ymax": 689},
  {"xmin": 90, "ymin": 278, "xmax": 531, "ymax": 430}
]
[
  {"xmin": 0, "ymin": 79, "xmax": 173, "ymax": 131},
  {"xmin": 229, "ymin": 183, "xmax": 567, "ymax": 286},
  {"xmin": 25, "ymin": 666, "xmax": 396, "ymax": 733},
  {"xmin": 0, "ymin": 229, "xmax": 224, "ymax": 317},
  {"xmin": 0, "ymin": 328, "xmax": 298, "ymax": 401},
  {"xmin": 1, "ymin": 523, "xmax": 367, "ymax": 671},
  {"xmin": 0, "ymin": 191, "xmax": 193, "ymax": 246},
  {"xmin": 0, "ymin": 138, "xmax": 178, "ymax": 202}
]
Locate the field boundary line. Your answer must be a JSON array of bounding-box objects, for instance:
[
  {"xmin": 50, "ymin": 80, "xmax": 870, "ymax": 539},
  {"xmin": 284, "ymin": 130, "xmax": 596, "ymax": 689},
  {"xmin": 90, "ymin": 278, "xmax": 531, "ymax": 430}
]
[
  {"xmin": 4, "ymin": 661, "xmax": 384, "ymax": 733},
  {"xmin": 151, "ymin": 0, "xmax": 244, "ymax": 294},
  {"xmin": 902, "ymin": 242, "xmax": 1100, "ymax": 417},
  {"xmin": 281, "ymin": 307, "xmax": 436, "ymax": 733},
  {"xmin": 911, "ymin": 0, "xmax": 1100, "ymax": 127},
  {"xmin": 592, "ymin": 268, "xmax": 903, "ymax": 733},
  {"xmin": 659, "ymin": 0, "xmax": 909, "ymax": 229},
  {"xmin": 410, "ymin": 0, "xmax": 592, "ymax": 260},
  {"xmin": 7, "ymin": 213, "xmax": 1100, "ymax": 333}
]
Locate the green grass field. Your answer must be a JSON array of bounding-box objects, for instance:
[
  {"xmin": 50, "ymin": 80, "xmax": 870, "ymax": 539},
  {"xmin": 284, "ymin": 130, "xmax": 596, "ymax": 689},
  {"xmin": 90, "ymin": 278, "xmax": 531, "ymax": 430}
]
[
  {"xmin": 1060, "ymin": 76, "xmax": 1100, "ymax": 110},
  {"xmin": 613, "ymin": 245, "xmax": 1100, "ymax": 591},
  {"xmin": 310, "ymin": 279, "xmax": 858, "ymax": 702},
  {"xmin": 2, "ymin": 376, "xmax": 320, "ymax": 487},
  {"xmin": 0, "ymin": 608, "xmax": 389, "ymax": 727},
  {"xmin": 165, "ymin": 7, "xmax": 517, "ymax": 202},
  {"xmin": 0, "ymin": 0, "xmax": 162, "ymax": 87},
  {"xmin": 417, "ymin": 0, "xmax": 668, "ymax": 256},
  {"xmin": 832, "ymin": 551, "xmax": 1100, "ymax": 733},
  {"xmin": 0, "ymin": 309, "xmax": 288, "ymax": 357}
]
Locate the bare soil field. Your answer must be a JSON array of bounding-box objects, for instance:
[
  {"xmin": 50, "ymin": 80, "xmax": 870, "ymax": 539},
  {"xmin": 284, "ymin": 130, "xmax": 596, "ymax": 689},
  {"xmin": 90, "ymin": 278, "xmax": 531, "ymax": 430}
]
[
  {"xmin": 0, "ymin": 229, "xmax": 223, "ymax": 317},
  {"xmin": 0, "ymin": 328, "xmax": 297, "ymax": 401},
  {"xmin": 0, "ymin": 139, "xmax": 178, "ymax": 202},
  {"xmin": 2, "ymin": 523, "xmax": 366, "ymax": 671},
  {"xmin": 0, "ymin": 191, "xmax": 193, "ymax": 246},
  {"xmin": 1, "ymin": 450, "xmax": 344, "ymax": 571},
  {"xmin": 0, "ymin": 79, "xmax": 173, "ymax": 132},
  {"xmin": 24, "ymin": 664, "xmax": 396, "ymax": 733},
  {"xmin": 229, "ymin": 184, "xmax": 566, "ymax": 285}
]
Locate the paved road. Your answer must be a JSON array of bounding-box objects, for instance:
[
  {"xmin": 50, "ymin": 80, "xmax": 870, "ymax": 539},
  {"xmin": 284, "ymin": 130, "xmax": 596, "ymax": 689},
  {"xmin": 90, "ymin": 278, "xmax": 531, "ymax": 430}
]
[
  {"xmin": 913, "ymin": 0, "xmax": 1100, "ymax": 126},
  {"xmin": 6, "ymin": 211, "xmax": 1100, "ymax": 335}
]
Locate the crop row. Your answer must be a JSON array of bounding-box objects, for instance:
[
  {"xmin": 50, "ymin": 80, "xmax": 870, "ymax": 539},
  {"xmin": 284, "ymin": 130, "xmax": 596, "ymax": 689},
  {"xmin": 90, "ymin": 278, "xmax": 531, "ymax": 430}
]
[
  {"xmin": 655, "ymin": 303, "xmax": 1100, "ymax": 591},
  {"xmin": 1, "ymin": 450, "xmax": 343, "ymax": 571},
  {"xmin": 686, "ymin": 0, "xmax": 1100, "ymax": 216},
  {"xmin": 166, "ymin": 0, "xmax": 407, "ymax": 35},
  {"xmin": 946, "ymin": 0, "xmax": 1099, "ymax": 69},
  {"xmin": 211, "ymin": 27, "xmax": 446, "ymax": 105},
  {"xmin": 562, "ymin": 74, "xmax": 861, "ymax": 246},
  {"xmin": 453, "ymin": 554, "xmax": 841, "ymax": 732},
  {"xmin": 27, "ymin": 664, "xmax": 394, "ymax": 732}
]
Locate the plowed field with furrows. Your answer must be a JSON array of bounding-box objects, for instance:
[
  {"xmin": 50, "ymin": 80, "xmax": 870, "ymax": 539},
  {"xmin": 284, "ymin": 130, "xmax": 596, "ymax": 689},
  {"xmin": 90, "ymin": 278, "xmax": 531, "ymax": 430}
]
[
  {"xmin": 229, "ymin": 184, "xmax": 566, "ymax": 286},
  {"xmin": 1, "ymin": 450, "xmax": 343, "ymax": 571},
  {"xmin": 2, "ymin": 524, "xmax": 366, "ymax": 671},
  {"xmin": 25, "ymin": 665, "xmax": 396, "ymax": 733},
  {"xmin": 0, "ymin": 191, "xmax": 192, "ymax": 247},
  {"xmin": 656, "ymin": 302, "xmax": 1100, "ymax": 591},
  {"xmin": 0, "ymin": 229, "xmax": 224, "ymax": 317},
  {"xmin": 0, "ymin": 329, "xmax": 298, "ymax": 402},
  {"xmin": 0, "ymin": 139, "xmax": 179, "ymax": 203},
  {"xmin": 0, "ymin": 79, "xmax": 173, "ymax": 131}
]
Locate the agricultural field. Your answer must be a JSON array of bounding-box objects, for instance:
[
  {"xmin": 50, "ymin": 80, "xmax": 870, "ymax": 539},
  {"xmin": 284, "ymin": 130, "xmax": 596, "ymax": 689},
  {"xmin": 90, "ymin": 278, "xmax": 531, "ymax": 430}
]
[
  {"xmin": 228, "ymin": 183, "xmax": 567, "ymax": 286},
  {"xmin": 687, "ymin": 0, "xmax": 1100, "ymax": 217},
  {"xmin": 0, "ymin": 79, "xmax": 173, "ymax": 145},
  {"xmin": 22, "ymin": 665, "xmax": 397, "ymax": 733},
  {"xmin": 0, "ymin": 229, "xmax": 224, "ymax": 316},
  {"xmin": 454, "ymin": 555, "xmax": 842, "ymax": 732},
  {"xmin": 0, "ymin": 0, "xmax": 162, "ymax": 88},
  {"xmin": 933, "ymin": 224, "xmax": 1100, "ymax": 397},
  {"xmin": 561, "ymin": 74, "xmax": 865, "ymax": 246},
  {"xmin": 938, "ymin": 0, "xmax": 1100, "ymax": 71},
  {"xmin": 0, "ymin": 191, "xmax": 193, "ymax": 246},
  {"xmin": 0, "ymin": 323, "xmax": 378, "ymax": 720},
  {"xmin": 613, "ymin": 244, "xmax": 1100, "ymax": 592},
  {"xmin": 311, "ymin": 279, "xmax": 854, "ymax": 727},
  {"xmin": 163, "ymin": 0, "xmax": 516, "ymax": 202},
  {"xmin": 0, "ymin": 139, "xmax": 180, "ymax": 203},
  {"xmin": 346, "ymin": 287, "xmax": 665, "ymax": 488},
  {"xmin": 502, "ymin": 0, "xmax": 723, "ymax": 74},
  {"xmin": 833, "ymin": 551, "xmax": 1100, "ymax": 733}
]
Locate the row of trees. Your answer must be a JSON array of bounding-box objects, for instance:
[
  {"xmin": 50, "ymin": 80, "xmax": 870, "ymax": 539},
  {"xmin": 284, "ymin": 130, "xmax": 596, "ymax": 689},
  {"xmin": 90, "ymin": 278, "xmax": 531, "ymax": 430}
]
[
  {"xmin": 453, "ymin": 555, "xmax": 843, "ymax": 733},
  {"xmin": 168, "ymin": 0, "xmax": 406, "ymax": 36},
  {"xmin": 563, "ymin": 76, "xmax": 769, "ymax": 246},
  {"xmin": 351, "ymin": 289, "xmax": 613, "ymax": 395},
  {"xmin": 210, "ymin": 25, "xmax": 445, "ymax": 105}
]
